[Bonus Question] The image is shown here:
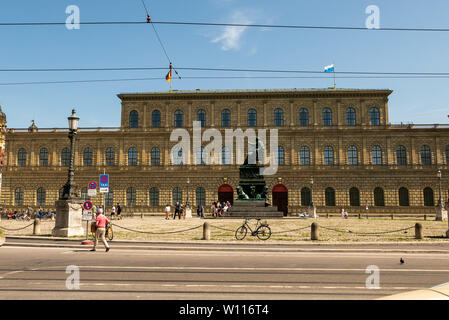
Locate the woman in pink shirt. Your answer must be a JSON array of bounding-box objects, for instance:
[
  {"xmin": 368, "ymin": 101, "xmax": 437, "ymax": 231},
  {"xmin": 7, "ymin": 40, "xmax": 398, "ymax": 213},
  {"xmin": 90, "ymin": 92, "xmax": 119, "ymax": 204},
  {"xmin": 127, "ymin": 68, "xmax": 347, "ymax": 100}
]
[{"xmin": 91, "ymin": 210, "xmax": 110, "ymax": 252}]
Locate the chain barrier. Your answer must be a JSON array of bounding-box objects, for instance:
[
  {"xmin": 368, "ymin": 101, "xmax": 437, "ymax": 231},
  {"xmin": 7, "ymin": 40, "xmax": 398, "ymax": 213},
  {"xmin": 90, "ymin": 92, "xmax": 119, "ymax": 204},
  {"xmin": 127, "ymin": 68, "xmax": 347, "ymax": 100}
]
[
  {"xmin": 209, "ymin": 225, "xmax": 237, "ymax": 232},
  {"xmin": 271, "ymin": 225, "xmax": 310, "ymax": 235},
  {"xmin": 0, "ymin": 222, "xmax": 34, "ymax": 232},
  {"xmin": 320, "ymin": 225, "xmax": 415, "ymax": 235},
  {"xmin": 111, "ymin": 223, "xmax": 202, "ymax": 235}
]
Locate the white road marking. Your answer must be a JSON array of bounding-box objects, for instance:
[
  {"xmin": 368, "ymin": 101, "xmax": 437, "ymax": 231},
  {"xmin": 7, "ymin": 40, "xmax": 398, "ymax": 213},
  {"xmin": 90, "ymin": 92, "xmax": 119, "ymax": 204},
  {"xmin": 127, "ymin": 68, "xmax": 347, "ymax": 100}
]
[{"xmin": 0, "ymin": 270, "xmax": 23, "ymax": 279}]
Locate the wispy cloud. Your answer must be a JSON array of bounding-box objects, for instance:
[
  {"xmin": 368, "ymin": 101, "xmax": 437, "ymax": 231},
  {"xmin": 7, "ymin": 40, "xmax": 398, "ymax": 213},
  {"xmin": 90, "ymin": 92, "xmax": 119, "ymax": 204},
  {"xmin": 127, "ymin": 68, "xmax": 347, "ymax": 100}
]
[{"xmin": 212, "ymin": 11, "xmax": 252, "ymax": 51}]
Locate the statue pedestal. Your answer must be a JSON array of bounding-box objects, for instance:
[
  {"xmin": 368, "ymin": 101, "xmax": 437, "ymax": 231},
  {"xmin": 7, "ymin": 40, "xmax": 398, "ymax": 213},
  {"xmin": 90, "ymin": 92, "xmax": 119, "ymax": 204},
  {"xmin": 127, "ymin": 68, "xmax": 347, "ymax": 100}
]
[
  {"xmin": 308, "ymin": 206, "xmax": 317, "ymax": 219},
  {"xmin": 185, "ymin": 208, "xmax": 192, "ymax": 218},
  {"xmin": 52, "ymin": 199, "xmax": 84, "ymax": 237},
  {"xmin": 435, "ymin": 205, "xmax": 448, "ymax": 221}
]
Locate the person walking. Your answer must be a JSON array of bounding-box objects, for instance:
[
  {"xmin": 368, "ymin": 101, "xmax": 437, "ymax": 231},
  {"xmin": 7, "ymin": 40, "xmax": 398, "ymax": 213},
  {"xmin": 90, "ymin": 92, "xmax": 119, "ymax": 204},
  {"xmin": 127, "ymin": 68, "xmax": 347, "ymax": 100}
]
[
  {"xmin": 174, "ymin": 202, "xmax": 181, "ymax": 220},
  {"xmin": 116, "ymin": 203, "xmax": 122, "ymax": 220},
  {"xmin": 91, "ymin": 209, "xmax": 110, "ymax": 252},
  {"xmin": 165, "ymin": 204, "xmax": 171, "ymax": 220},
  {"xmin": 110, "ymin": 205, "xmax": 116, "ymax": 220}
]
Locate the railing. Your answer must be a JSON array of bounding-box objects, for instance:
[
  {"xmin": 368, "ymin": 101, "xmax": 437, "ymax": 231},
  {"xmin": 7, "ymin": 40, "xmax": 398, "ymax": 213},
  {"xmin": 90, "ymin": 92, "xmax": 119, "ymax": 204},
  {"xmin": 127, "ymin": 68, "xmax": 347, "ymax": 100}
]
[
  {"xmin": 7, "ymin": 127, "xmax": 121, "ymax": 133},
  {"xmin": 390, "ymin": 124, "xmax": 449, "ymax": 129}
]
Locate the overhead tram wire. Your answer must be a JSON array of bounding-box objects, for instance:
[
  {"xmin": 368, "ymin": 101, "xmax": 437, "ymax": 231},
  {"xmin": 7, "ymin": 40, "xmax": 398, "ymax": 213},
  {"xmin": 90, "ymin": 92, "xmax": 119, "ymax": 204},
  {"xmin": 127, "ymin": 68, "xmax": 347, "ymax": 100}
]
[
  {"xmin": 2, "ymin": 66, "xmax": 449, "ymax": 76},
  {"xmin": 1, "ymin": 75, "xmax": 449, "ymax": 86},
  {"xmin": 139, "ymin": 0, "xmax": 181, "ymax": 79},
  {"xmin": 2, "ymin": 20, "xmax": 449, "ymax": 32}
]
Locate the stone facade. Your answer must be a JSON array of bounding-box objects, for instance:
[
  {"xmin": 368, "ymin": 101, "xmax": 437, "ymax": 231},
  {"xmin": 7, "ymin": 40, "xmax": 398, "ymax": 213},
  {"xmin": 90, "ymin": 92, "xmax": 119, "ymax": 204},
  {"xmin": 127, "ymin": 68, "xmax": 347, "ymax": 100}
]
[{"xmin": 0, "ymin": 88, "xmax": 448, "ymax": 216}]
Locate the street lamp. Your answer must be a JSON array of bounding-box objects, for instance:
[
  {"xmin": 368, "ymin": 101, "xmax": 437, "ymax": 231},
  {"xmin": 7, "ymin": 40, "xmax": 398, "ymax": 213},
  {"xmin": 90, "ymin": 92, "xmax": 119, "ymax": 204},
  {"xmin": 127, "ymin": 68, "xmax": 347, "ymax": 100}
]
[
  {"xmin": 61, "ymin": 109, "xmax": 79, "ymax": 200},
  {"xmin": 437, "ymin": 170, "xmax": 442, "ymax": 207},
  {"xmin": 186, "ymin": 178, "xmax": 190, "ymax": 207},
  {"xmin": 310, "ymin": 177, "xmax": 314, "ymax": 207}
]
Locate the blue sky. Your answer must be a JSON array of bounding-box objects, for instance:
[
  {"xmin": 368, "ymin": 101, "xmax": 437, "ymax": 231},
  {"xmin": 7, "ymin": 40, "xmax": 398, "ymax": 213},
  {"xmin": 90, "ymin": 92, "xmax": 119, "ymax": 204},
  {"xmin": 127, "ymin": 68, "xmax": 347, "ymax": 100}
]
[{"xmin": 0, "ymin": 0, "xmax": 449, "ymax": 128}]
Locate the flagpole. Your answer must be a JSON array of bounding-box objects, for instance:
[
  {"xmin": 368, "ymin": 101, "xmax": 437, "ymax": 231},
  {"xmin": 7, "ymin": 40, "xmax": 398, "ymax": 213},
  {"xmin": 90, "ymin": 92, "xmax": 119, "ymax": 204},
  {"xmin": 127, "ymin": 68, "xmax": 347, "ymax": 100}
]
[{"xmin": 333, "ymin": 62, "xmax": 336, "ymax": 89}]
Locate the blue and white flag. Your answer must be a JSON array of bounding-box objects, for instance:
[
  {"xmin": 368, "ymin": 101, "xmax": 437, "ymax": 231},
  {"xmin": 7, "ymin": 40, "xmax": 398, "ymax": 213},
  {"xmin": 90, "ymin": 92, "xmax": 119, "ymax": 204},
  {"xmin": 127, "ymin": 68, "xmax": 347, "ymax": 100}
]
[{"xmin": 324, "ymin": 64, "xmax": 335, "ymax": 73}]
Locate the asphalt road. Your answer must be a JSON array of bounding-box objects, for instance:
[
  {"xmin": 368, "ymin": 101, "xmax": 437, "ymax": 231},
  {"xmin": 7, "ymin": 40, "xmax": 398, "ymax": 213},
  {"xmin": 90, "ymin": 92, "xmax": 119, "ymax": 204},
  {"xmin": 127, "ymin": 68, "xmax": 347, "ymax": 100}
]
[{"xmin": 1, "ymin": 245, "xmax": 448, "ymax": 300}]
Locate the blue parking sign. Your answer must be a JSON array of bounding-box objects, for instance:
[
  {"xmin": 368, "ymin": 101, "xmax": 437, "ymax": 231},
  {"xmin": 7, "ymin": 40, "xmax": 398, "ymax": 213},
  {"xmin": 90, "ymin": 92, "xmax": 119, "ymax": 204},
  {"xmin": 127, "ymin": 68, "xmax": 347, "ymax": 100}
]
[{"xmin": 99, "ymin": 174, "xmax": 109, "ymax": 188}]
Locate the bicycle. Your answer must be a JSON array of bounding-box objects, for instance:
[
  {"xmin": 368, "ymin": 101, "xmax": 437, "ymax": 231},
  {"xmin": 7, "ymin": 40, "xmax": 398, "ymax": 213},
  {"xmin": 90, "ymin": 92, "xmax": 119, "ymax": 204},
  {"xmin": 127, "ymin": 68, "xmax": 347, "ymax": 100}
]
[
  {"xmin": 235, "ymin": 219, "xmax": 271, "ymax": 240},
  {"xmin": 105, "ymin": 223, "xmax": 113, "ymax": 241}
]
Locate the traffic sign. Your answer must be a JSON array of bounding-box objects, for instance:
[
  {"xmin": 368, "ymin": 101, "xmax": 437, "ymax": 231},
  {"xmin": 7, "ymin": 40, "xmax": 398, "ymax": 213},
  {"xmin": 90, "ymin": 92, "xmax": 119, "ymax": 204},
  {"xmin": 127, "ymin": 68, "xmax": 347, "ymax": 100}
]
[
  {"xmin": 88, "ymin": 181, "xmax": 97, "ymax": 190},
  {"xmin": 88, "ymin": 189, "xmax": 97, "ymax": 197},
  {"xmin": 82, "ymin": 211, "xmax": 93, "ymax": 221},
  {"xmin": 83, "ymin": 201, "xmax": 93, "ymax": 211},
  {"xmin": 99, "ymin": 174, "xmax": 109, "ymax": 193}
]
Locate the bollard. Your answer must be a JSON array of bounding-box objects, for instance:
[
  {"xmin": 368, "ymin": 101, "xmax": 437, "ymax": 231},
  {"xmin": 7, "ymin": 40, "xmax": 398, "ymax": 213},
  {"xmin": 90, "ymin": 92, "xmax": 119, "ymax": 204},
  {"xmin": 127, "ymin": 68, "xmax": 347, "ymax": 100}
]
[
  {"xmin": 141, "ymin": 212, "xmax": 144, "ymax": 219},
  {"xmin": 33, "ymin": 218, "xmax": 41, "ymax": 235},
  {"xmin": 358, "ymin": 213, "xmax": 361, "ymax": 219},
  {"xmin": 424, "ymin": 214, "xmax": 427, "ymax": 221},
  {"xmin": 391, "ymin": 214, "xmax": 394, "ymax": 220},
  {"xmin": 202, "ymin": 222, "xmax": 210, "ymax": 240},
  {"xmin": 415, "ymin": 223, "xmax": 423, "ymax": 240},
  {"xmin": 311, "ymin": 222, "xmax": 319, "ymax": 241},
  {"xmin": 326, "ymin": 213, "xmax": 329, "ymax": 219}
]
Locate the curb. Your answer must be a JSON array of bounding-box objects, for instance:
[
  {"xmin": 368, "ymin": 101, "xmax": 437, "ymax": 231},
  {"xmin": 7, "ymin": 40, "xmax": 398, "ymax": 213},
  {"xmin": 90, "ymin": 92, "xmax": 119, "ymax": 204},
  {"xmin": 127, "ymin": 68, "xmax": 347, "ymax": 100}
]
[{"xmin": 0, "ymin": 237, "xmax": 4, "ymax": 247}]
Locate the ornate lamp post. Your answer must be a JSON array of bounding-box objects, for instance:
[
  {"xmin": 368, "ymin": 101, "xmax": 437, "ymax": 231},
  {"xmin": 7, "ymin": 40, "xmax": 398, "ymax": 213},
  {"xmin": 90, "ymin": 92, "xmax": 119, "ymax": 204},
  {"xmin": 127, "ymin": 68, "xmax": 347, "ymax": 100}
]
[
  {"xmin": 52, "ymin": 109, "xmax": 84, "ymax": 237},
  {"xmin": 308, "ymin": 176, "xmax": 317, "ymax": 218},
  {"xmin": 435, "ymin": 169, "xmax": 448, "ymax": 222},
  {"xmin": 186, "ymin": 177, "xmax": 190, "ymax": 207},
  {"xmin": 61, "ymin": 109, "xmax": 79, "ymax": 200}
]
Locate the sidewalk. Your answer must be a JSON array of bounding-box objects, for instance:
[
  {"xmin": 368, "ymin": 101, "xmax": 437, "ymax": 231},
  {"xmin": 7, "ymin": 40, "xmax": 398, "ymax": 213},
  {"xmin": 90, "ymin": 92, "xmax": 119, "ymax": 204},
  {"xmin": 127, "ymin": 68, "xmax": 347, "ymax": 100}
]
[{"xmin": 4, "ymin": 235, "xmax": 449, "ymax": 253}]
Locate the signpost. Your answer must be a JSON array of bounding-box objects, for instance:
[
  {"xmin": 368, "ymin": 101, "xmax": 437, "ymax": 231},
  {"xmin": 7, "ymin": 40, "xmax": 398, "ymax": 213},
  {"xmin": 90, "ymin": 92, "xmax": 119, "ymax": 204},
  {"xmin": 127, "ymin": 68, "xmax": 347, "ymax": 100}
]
[
  {"xmin": 81, "ymin": 206, "xmax": 94, "ymax": 245},
  {"xmin": 88, "ymin": 181, "xmax": 97, "ymax": 197},
  {"xmin": 99, "ymin": 174, "xmax": 109, "ymax": 193}
]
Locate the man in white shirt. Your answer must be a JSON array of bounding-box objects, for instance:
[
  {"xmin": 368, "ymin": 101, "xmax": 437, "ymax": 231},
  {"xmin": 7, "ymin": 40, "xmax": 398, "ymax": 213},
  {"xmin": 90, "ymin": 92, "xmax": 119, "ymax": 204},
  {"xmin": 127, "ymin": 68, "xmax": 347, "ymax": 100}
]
[{"xmin": 165, "ymin": 204, "xmax": 171, "ymax": 220}]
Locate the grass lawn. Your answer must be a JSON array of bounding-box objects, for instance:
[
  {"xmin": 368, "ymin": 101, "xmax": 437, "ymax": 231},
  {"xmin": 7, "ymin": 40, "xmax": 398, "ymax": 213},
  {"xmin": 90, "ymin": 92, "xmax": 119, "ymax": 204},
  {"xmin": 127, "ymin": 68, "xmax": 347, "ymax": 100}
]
[{"xmin": 0, "ymin": 215, "xmax": 448, "ymax": 243}]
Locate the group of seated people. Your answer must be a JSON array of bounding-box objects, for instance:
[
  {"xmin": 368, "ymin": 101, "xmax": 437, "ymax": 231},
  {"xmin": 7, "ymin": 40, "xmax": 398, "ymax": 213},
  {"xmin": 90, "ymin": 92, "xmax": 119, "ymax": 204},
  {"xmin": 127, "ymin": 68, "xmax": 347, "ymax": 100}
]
[
  {"xmin": 1, "ymin": 207, "xmax": 55, "ymax": 220},
  {"xmin": 211, "ymin": 201, "xmax": 232, "ymax": 217}
]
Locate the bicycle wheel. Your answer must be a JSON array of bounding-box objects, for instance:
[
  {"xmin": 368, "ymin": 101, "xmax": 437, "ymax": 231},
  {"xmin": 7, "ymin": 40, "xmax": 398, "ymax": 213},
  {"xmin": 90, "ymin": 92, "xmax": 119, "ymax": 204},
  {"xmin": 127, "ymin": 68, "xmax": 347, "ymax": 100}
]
[
  {"xmin": 256, "ymin": 225, "xmax": 271, "ymax": 240},
  {"xmin": 235, "ymin": 226, "xmax": 247, "ymax": 240},
  {"xmin": 106, "ymin": 226, "xmax": 113, "ymax": 241}
]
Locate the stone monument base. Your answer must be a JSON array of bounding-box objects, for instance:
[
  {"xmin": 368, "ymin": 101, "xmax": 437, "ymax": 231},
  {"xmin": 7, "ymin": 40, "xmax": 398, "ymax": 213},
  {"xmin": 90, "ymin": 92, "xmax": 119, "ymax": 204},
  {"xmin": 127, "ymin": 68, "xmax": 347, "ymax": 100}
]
[
  {"xmin": 435, "ymin": 205, "xmax": 448, "ymax": 221},
  {"xmin": 52, "ymin": 199, "xmax": 85, "ymax": 237},
  {"xmin": 226, "ymin": 201, "xmax": 283, "ymax": 218},
  {"xmin": 307, "ymin": 206, "xmax": 317, "ymax": 218}
]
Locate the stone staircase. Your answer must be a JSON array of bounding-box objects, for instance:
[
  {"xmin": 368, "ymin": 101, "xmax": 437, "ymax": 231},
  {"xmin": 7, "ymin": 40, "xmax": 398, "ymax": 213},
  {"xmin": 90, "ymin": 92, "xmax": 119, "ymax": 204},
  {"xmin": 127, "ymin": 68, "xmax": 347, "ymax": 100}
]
[{"xmin": 225, "ymin": 201, "xmax": 284, "ymax": 218}]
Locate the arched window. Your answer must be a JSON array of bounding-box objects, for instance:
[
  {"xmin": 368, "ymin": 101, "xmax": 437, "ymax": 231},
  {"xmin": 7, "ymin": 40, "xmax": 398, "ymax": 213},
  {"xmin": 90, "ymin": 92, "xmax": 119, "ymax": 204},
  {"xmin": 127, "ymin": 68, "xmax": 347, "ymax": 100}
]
[
  {"xmin": 276, "ymin": 146, "xmax": 285, "ymax": 165},
  {"xmin": 126, "ymin": 187, "xmax": 136, "ymax": 206},
  {"xmin": 105, "ymin": 189, "xmax": 113, "ymax": 206},
  {"xmin": 396, "ymin": 145, "xmax": 407, "ymax": 165},
  {"xmin": 196, "ymin": 187, "xmax": 206, "ymax": 207},
  {"xmin": 446, "ymin": 145, "xmax": 449, "ymax": 164},
  {"xmin": 248, "ymin": 109, "xmax": 257, "ymax": 127},
  {"xmin": 149, "ymin": 188, "xmax": 159, "ymax": 206},
  {"xmin": 346, "ymin": 108, "xmax": 356, "ymax": 126},
  {"xmin": 152, "ymin": 110, "xmax": 161, "ymax": 128},
  {"xmin": 39, "ymin": 148, "xmax": 49, "ymax": 166},
  {"xmin": 174, "ymin": 110, "xmax": 183, "ymax": 128},
  {"xmin": 14, "ymin": 188, "xmax": 24, "ymax": 206},
  {"xmin": 325, "ymin": 187, "xmax": 336, "ymax": 206},
  {"xmin": 105, "ymin": 147, "xmax": 115, "ymax": 166},
  {"xmin": 322, "ymin": 108, "xmax": 332, "ymax": 126},
  {"xmin": 300, "ymin": 146, "xmax": 310, "ymax": 165},
  {"xmin": 274, "ymin": 108, "xmax": 284, "ymax": 126},
  {"xmin": 36, "ymin": 187, "xmax": 46, "ymax": 206},
  {"xmin": 83, "ymin": 147, "xmax": 93, "ymax": 166},
  {"xmin": 151, "ymin": 147, "xmax": 160, "ymax": 166},
  {"xmin": 349, "ymin": 187, "xmax": 360, "ymax": 206},
  {"xmin": 196, "ymin": 147, "xmax": 206, "ymax": 165},
  {"xmin": 81, "ymin": 187, "xmax": 90, "ymax": 201},
  {"xmin": 369, "ymin": 107, "xmax": 380, "ymax": 126},
  {"xmin": 324, "ymin": 146, "xmax": 334, "ymax": 165},
  {"xmin": 301, "ymin": 187, "xmax": 311, "ymax": 206},
  {"xmin": 399, "ymin": 187, "xmax": 409, "ymax": 206},
  {"xmin": 129, "ymin": 110, "xmax": 138, "ymax": 128},
  {"xmin": 348, "ymin": 146, "xmax": 358, "ymax": 165},
  {"xmin": 128, "ymin": 147, "xmax": 138, "ymax": 166},
  {"xmin": 172, "ymin": 187, "xmax": 182, "ymax": 205},
  {"xmin": 372, "ymin": 146, "xmax": 382, "ymax": 165},
  {"xmin": 221, "ymin": 109, "xmax": 231, "ymax": 127},
  {"xmin": 374, "ymin": 187, "xmax": 385, "ymax": 206},
  {"xmin": 299, "ymin": 108, "xmax": 309, "ymax": 126},
  {"xmin": 222, "ymin": 146, "xmax": 231, "ymax": 165},
  {"xmin": 423, "ymin": 187, "xmax": 434, "ymax": 207},
  {"xmin": 197, "ymin": 109, "xmax": 206, "ymax": 127},
  {"xmin": 17, "ymin": 148, "xmax": 27, "ymax": 167},
  {"xmin": 420, "ymin": 145, "xmax": 432, "ymax": 165},
  {"xmin": 61, "ymin": 147, "xmax": 70, "ymax": 166}
]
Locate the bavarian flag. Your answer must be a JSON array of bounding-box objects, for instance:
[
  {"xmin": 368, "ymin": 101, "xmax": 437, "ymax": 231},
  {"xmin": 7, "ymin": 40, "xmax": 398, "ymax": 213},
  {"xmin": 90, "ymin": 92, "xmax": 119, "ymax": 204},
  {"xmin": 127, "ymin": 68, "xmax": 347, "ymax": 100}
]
[{"xmin": 166, "ymin": 63, "xmax": 172, "ymax": 82}]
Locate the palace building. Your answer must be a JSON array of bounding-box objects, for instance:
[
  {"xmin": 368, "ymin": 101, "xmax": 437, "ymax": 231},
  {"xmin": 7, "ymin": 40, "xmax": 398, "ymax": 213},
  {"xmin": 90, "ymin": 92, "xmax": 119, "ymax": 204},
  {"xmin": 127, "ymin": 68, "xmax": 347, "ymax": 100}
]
[{"xmin": 0, "ymin": 88, "xmax": 448, "ymax": 216}]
